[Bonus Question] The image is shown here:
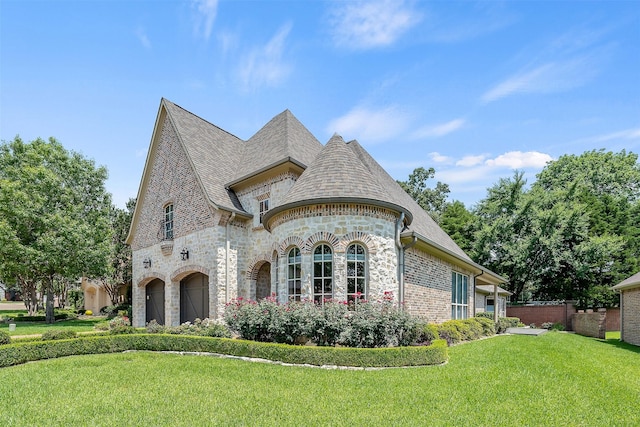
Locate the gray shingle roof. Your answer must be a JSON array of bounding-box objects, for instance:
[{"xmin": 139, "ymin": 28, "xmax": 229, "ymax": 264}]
[
  {"xmin": 163, "ymin": 99, "xmax": 247, "ymax": 212},
  {"xmin": 232, "ymin": 110, "xmax": 323, "ymax": 183},
  {"xmin": 346, "ymin": 139, "xmax": 472, "ymax": 261},
  {"xmin": 613, "ymin": 271, "xmax": 640, "ymax": 290}
]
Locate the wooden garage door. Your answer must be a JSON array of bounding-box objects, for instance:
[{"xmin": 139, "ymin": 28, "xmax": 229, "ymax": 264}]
[
  {"xmin": 180, "ymin": 273, "xmax": 209, "ymax": 323},
  {"xmin": 146, "ymin": 279, "xmax": 165, "ymax": 325}
]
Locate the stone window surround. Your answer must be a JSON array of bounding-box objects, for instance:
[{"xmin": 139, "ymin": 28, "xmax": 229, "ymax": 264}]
[
  {"xmin": 312, "ymin": 243, "xmax": 333, "ymax": 304},
  {"xmin": 163, "ymin": 202, "xmax": 174, "ymax": 241},
  {"xmin": 346, "ymin": 243, "xmax": 367, "ymax": 301}
]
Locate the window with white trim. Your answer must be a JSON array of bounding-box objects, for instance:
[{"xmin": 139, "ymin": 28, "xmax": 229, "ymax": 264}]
[
  {"xmin": 451, "ymin": 271, "xmax": 468, "ymax": 319},
  {"xmin": 259, "ymin": 199, "xmax": 269, "ymax": 224},
  {"xmin": 313, "ymin": 244, "xmax": 333, "ymax": 304},
  {"xmin": 164, "ymin": 204, "xmax": 174, "ymax": 240},
  {"xmin": 287, "ymin": 247, "xmax": 302, "ymax": 301},
  {"xmin": 346, "ymin": 243, "xmax": 366, "ymax": 302}
]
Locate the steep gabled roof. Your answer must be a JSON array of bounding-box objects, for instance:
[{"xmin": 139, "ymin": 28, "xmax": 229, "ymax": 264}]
[
  {"xmin": 162, "ymin": 99, "xmax": 246, "ymax": 212},
  {"xmin": 346, "ymin": 139, "xmax": 472, "ymax": 262},
  {"xmin": 230, "ymin": 110, "xmax": 323, "ymax": 184},
  {"xmin": 262, "ymin": 135, "xmax": 412, "ymax": 229}
]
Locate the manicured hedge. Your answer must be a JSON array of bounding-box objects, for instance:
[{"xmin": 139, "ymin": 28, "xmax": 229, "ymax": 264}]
[
  {"xmin": 0, "ymin": 334, "xmax": 448, "ymax": 368},
  {"xmin": 7, "ymin": 314, "xmax": 69, "ymax": 322}
]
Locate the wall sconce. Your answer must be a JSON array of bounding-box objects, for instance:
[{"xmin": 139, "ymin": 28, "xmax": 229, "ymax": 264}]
[
  {"xmin": 180, "ymin": 248, "xmax": 189, "ymax": 261},
  {"xmin": 143, "ymin": 258, "xmax": 152, "ymax": 269}
]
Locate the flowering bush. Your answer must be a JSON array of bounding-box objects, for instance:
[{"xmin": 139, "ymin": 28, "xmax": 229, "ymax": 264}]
[
  {"xmin": 224, "ymin": 293, "xmax": 418, "ymax": 348},
  {"xmin": 108, "ymin": 315, "xmax": 134, "ymax": 334}
]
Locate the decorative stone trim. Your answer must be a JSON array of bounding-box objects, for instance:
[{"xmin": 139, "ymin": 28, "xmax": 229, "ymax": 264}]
[
  {"xmin": 256, "ymin": 192, "xmax": 270, "ymax": 201},
  {"xmin": 160, "ymin": 240, "xmax": 174, "ymax": 256},
  {"xmin": 171, "ymin": 264, "xmax": 211, "ymax": 282},
  {"xmin": 235, "ymin": 172, "xmax": 298, "ymax": 198},
  {"xmin": 137, "ymin": 272, "xmax": 167, "ymax": 288},
  {"xmin": 269, "ymin": 204, "xmax": 397, "ymax": 230},
  {"xmin": 337, "ymin": 231, "xmax": 376, "ymax": 254},
  {"xmin": 305, "ymin": 231, "xmax": 339, "ymax": 252},
  {"xmin": 246, "ymin": 256, "xmax": 271, "ymax": 281},
  {"xmin": 278, "ymin": 236, "xmax": 306, "ymax": 256}
]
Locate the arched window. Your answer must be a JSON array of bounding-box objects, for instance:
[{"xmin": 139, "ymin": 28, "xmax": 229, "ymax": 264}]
[
  {"xmin": 287, "ymin": 247, "xmax": 302, "ymax": 301},
  {"xmin": 313, "ymin": 244, "xmax": 333, "ymax": 304},
  {"xmin": 164, "ymin": 204, "xmax": 174, "ymax": 240},
  {"xmin": 346, "ymin": 243, "xmax": 366, "ymax": 301}
]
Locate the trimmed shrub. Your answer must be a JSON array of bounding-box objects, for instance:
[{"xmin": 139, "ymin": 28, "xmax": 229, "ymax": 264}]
[
  {"xmin": 8, "ymin": 314, "xmax": 69, "ymax": 322},
  {"xmin": 473, "ymin": 316, "xmax": 496, "ymax": 336},
  {"xmin": 166, "ymin": 318, "xmax": 232, "ymax": 338},
  {"xmin": 0, "ymin": 334, "xmax": 448, "ymax": 368},
  {"xmin": 437, "ymin": 322, "xmax": 463, "ymax": 345},
  {"xmin": 475, "ymin": 311, "xmax": 494, "ymax": 319},
  {"xmin": 496, "ymin": 317, "xmax": 522, "ymax": 334},
  {"xmin": 415, "ymin": 323, "xmax": 439, "ymax": 346},
  {"xmin": 41, "ymin": 329, "xmax": 77, "ymax": 341},
  {"xmin": 0, "ymin": 330, "xmax": 10, "ymax": 345}
]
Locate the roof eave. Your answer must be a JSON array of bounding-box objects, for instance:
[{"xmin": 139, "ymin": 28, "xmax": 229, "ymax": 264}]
[
  {"xmin": 226, "ymin": 157, "xmax": 307, "ymax": 189},
  {"xmin": 400, "ymin": 230, "xmax": 508, "ymax": 284},
  {"xmin": 263, "ymin": 197, "xmax": 413, "ymax": 232},
  {"xmin": 612, "ymin": 281, "xmax": 640, "ymax": 291}
]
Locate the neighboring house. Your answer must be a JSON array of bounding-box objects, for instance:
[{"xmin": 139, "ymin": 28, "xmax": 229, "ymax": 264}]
[
  {"xmin": 612, "ymin": 272, "xmax": 640, "ymax": 346},
  {"xmin": 0, "ymin": 282, "xmax": 5, "ymax": 301},
  {"xmin": 475, "ymin": 285, "xmax": 511, "ymax": 318},
  {"xmin": 81, "ymin": 278, "xmax": 129, "ymax": 313},
  {"xmin": 126, "ymin": 99, "xmax": 507, "ymax": 327}
]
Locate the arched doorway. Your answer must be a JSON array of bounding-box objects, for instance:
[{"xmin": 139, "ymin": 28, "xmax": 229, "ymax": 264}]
[
  {"xmin": 146, "ymin": 279, "xmax": 165, "ymax": 325},
  {"xmin": 256, "ymin": 262, "xmax": 271, "ymax": 300},
  {"xmin": 180, "ymin": 273, "xmax": 209, "ymax": 323}
]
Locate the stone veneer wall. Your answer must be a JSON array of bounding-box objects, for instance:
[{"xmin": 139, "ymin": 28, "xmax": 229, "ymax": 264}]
[
  {"xmin": 621, "ymin": 287, "xmax": 640, "ymax": 346},
  {"xmin": 264, "ymin": 205, "xmax": 399, "ymax": 303},
  {"xmin": 573, "ymin": 309, "xmax": 606, "ymax": 339},
  {"xmin": 403, "ymin": 247, "xmax": 474, "ymax": 322}
]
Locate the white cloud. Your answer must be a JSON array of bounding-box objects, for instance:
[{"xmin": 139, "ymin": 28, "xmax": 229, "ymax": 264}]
[
  {"xmin": 329, "ymin": 0, "xmax": 422, "ymax": 49},
  {"xmin": 585, "ymin": 128, "xmax": 640, "ymax": 143},
  {"xmin": 135, "ymin": 27, "xmax": 151, "ymax": 49},
  {"xmin": 412, "ymin": 118, "xmax": 465, "ymax": 139},
  {"xmin": 429, "ymin": 152, "xmax": 452, "ymax": 164},
  {"xmin": 237, "ymin": 23, "xmax": 293, "ymax": 92},
  {"xmin": 456, "ymin": 154, "xmax": 486, "ymax": 167},
  {"xmin": 327, "ymin": 105, "xmax": 411, "ymax": 144},
  {"xmin": 192, "ymin": 0, "xmax": 218, "ymax": 41},
  {"xmin": 485, "ymin": 151, "xmax": 553, "ymax": 169}
]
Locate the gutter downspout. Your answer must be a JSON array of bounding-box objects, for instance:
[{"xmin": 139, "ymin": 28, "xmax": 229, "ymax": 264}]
[
  {"xmin": 473, "ymin": 270, "xmax": 484, "ymax": 318},
  {"xmin": 225, "ymin": 212, "xmax": 236, "ymax": 305},
  {"xmin": 395, "ymin": 213, "xmax": 417, "ymax": 310}
]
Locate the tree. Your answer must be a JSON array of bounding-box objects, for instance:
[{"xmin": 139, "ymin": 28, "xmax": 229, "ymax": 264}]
[
  {"xmin": 440, "ymin": 200, "xmax": 477, "ymax": 253},
  {"xmin": 0, "ymin": 137, "xmax": 113, "ymax": 323},
  {"xmin": 102, "ymin": 198, "xmax": 135, "ymax": 305},
  {"xmin": 398, "ymin": 167, "xmax": 450, "ymax": 223}
]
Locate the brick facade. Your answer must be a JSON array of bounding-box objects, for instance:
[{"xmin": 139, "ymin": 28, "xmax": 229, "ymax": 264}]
[{"xmin": 621, "ymin": 287, "xmax": 640, "ymax": 346}]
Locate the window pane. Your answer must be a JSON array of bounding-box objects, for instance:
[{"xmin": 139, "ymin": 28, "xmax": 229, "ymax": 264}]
[
  {"xmin": 356, "ymin": 262, "xmax": 364, "ymax": 277},
  {"xmin": 324, "ymin": 262, "xmax": 332, "ymax": 277},
  {"xmin": 347, "ymin": 278, "xmax": 355, "ymax": 294}
]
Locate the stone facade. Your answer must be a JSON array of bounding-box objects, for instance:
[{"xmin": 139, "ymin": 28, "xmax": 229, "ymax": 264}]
[{"xmin": 621, "ymin": 287, "xmax": 640, "ymax": 346}]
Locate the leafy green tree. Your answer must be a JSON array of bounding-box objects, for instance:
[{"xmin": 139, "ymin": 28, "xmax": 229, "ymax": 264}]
[
  {"xmin": 398, "ymin": 167, "xmax": 450, "ymax": 223},
  {"xmin": 440, "ymin": 200, "xmax": 477, "ymax": 253},
  {"xmin": 102, "ymin": 198, "xmax": 135, "ymax": 305},
  {"xmin": 0, "ymin": 137, "xmax": 113, "ymax": 323}
]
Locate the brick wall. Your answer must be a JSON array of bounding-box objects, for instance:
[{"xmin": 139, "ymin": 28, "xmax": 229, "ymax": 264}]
[
  {"xmin": 606, "ymin": 307, "xmax": 620, "ymax": 331},
  {"xmin": 507, "ymin": 304, "xmax": 577, "ymax": 330},
  {"xmin": 621, "ymin": 287, "xmax": 640, "ymax": 346},
  {"xmin": 573, "ymin": 309, "xmax": 606, "ymax": 339}
]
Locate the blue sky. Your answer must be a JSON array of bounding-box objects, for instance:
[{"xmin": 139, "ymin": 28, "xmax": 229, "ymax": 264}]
[{"xmin": 1, "ymin": 0, "xmax": 639, "ymax": 209}]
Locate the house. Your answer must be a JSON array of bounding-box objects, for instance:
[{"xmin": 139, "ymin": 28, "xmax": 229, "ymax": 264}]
[
  {"xmin": 126, "ymin": 99, "xmax": 507, "ymax": 327},
  {"xmin": 475, "ymin": 285, "xmax": 511, "ymax": 318},
  {"xmin": 612, "ymin": 272, "xmax": 640, "ymax": 346}
]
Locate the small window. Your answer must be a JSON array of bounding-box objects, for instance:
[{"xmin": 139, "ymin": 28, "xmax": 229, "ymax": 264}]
[
  {"xmin": 313, "ymin": 244, "xmax": 333, "ymax": 304},
  {"xmin": 346, "ymin": 243, "xmax": 366, "ymax": 302},
  {"xmin": 259, "ymin": 199, "xmax": 269, "ymax": 224},
  {"xmin": 287, "ymin": 247, "xmax": 301, "ymax": 301},
  {"xmin": 486, "ymin": 298, "xmax": 495, "ymax": 312},
  {"xmin": 451, "ymin": 271, "xmax": 468, "ymax": 319},
  {"xmin": 164, "ymin": 204, "xmax": 174, "ymax": 240}
]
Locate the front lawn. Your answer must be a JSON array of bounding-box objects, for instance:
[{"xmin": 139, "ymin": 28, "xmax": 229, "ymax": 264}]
[
  {"xmin": 0, "ymin": 332, "xmax": 638, "ymax": 426},
  {"xmin": 0, "ymin": 317, "xmax": 105, "ymax": 336}
]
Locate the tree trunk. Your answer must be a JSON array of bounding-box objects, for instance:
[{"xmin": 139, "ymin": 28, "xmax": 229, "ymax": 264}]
[{"xmin": 45, "ymin": 278, "xmax": 55, "ymax": 324}]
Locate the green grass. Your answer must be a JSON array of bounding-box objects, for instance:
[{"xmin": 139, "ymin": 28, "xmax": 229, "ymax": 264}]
[
  {"xmin": 0, "ymin": 317, "xmax": 105, "ymax": 336},
  {"xmin": 0, "ymin": 332, "xmax": 638, "ymax": 426}
]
